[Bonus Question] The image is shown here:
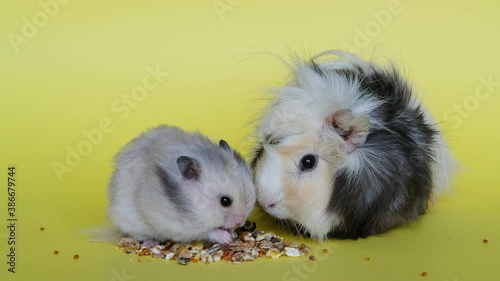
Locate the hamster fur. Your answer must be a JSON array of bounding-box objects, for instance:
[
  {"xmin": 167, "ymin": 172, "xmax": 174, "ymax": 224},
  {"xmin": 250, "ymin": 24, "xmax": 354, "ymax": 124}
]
[
  {"xmin": 250, "ymin": 50, "xmax": 455, "ymax": 240},
  {"xmin": 107, "ymin": 125, "xmax": 256, "ymax": 244}
]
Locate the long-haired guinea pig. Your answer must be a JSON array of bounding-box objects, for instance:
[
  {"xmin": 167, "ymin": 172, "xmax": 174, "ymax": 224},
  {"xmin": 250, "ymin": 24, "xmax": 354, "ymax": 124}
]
[
  {"xmin": 107, "ymin": 125, "xmax": 256, "ymax": 244},
  {"xmin": 250, "ymin": 50, "xmax": 455, "ymax": 240}
]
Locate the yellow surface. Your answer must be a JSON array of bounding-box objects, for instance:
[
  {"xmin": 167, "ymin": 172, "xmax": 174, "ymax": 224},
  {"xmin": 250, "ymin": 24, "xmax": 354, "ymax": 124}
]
[{"xmin": 0, "ymin": 0, "xmax": 499, "ymax": 280}]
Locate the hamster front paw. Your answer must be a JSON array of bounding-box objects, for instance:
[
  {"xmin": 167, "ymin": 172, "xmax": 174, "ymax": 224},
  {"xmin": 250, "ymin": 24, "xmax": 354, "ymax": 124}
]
[
  {"xmin": 140, "ymin": 240, "xmax": 159, "ymax": 248},
  {"xmin": 329, "ymin": 109, "xmax": 371, "ymax": 153},
  {"xmin": 207, "ymin": 229, "xmax": 233, "ymax": 244}
]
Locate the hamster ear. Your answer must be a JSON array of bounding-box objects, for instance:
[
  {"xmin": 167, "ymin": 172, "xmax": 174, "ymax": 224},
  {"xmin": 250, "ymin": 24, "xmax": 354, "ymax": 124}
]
[
  {"xmin": 220, "ymin": 139, "xmax": 248, "ymax": 168},
  {"xmin": 219, "ymin": 139, "xmax": 232, "ymax": 151},
  {"xmin": 176, "ymin": 156, "xmax": 201, "ymax": 180}
]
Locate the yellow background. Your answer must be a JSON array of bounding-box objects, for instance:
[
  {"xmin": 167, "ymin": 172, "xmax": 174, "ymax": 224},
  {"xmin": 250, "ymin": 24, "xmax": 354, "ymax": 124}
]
[{"xmin": 1, "ymin": 0, "xmax": 499, "ymax": 280}]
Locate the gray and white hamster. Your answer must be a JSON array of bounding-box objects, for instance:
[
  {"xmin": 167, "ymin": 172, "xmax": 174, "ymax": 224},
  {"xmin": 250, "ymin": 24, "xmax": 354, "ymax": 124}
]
[
  {"xmin": 107, "ymin": 125, "xmax": 256, "ymax": 244},
  {"xmin": 250, "ymin": 50, "xmax": 455, "ymax": 240}
]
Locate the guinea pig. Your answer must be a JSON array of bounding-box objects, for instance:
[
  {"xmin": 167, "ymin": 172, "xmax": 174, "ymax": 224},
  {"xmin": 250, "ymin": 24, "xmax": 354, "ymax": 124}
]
[
  {"xmin": 250, "ymin": 50, "xmax": 455, "ymax": 240},
  {"xmin": 107, "ymin": 125, "xmax": 256, "ymax": 244}
]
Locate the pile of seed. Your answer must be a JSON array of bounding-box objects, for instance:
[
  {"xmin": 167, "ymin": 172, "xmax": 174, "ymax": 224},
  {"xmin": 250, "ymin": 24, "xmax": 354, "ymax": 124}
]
[{"xmin": 116, "ymin": 221, "xmax": 310, "ymax": 265}]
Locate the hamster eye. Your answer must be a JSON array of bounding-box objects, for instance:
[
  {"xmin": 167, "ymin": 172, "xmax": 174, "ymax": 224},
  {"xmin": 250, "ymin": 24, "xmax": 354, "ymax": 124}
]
[
  {"xmin": 220, "ymin": 196, "xmax": 232, "ymax": 207},
  {"xmin": 300, "ymin": 154, "xmax": 317, "ymax": 171}
]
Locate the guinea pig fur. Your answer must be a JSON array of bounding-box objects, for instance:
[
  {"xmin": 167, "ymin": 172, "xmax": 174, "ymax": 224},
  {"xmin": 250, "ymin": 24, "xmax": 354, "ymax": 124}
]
[
  {"xmin": 107, "ymin": 125, "xmax": 256, "ymax": 244},
  {"xmin": 250, "ymin": 50, "xmax": 455, "ymax": 240}
]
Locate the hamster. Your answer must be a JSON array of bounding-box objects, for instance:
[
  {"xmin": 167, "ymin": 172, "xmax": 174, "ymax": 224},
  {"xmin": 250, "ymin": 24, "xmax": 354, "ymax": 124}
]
[
  {"xmin": 250, "ymin": 50, "xmax": 455, "ymax": 240},
  {"xmin": 107, "ymin": 125, "xmax": 256, "ymax": 244}
]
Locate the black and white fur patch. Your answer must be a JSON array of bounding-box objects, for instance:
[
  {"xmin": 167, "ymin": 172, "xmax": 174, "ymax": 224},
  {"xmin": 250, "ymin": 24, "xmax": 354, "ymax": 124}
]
[{"xmin": 250, "ymin": 50, "xmax": 454, "ymax": 240}]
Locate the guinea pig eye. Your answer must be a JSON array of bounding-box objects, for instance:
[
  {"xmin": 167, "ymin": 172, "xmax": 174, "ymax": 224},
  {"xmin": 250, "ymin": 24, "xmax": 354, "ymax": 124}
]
[
  {"xmin": 300, "ymin": 154, "xmax": 317, "ymax": 171},
  {"xmin": 220, "ymin": 196, "xmax": 232, "ymax": 207}
]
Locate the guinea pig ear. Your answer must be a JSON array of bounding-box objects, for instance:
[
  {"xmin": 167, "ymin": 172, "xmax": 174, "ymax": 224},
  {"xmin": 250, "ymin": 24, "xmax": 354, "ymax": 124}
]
[
  {"xmin": 219, "ymin": 139, "xmax": 232, "ymax": 151},
  {"xmin": 176, "ymin": 156, "xmax": 201, "ymax": 181},
  {"xmin": 326, "ymin": 109, "xmax": 371, "ymax": 153}
]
